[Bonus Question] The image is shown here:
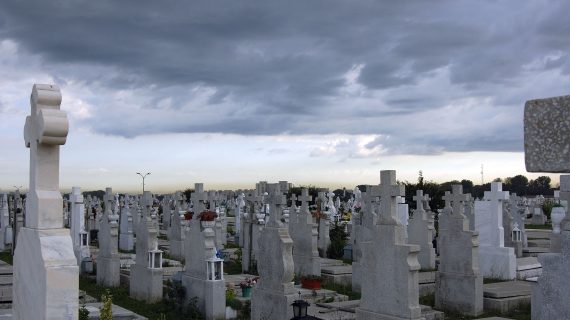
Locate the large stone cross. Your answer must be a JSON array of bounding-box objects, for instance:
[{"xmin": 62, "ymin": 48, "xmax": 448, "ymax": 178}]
[
  {"xmin": 70, "ymin": 186, "xmax": 83, "ymax": 204},
  {"xmin": 484, "ymin": 182, "xmax": 509, "ymax": 203},
  {"xmin": 23, "ymin": 84, "xmax": 69, "ymax": 229},
  {"xmin": 298, "ymin": 188, "xmax": 313, "ymax": 212},
  {"xmin": 413, "ymin": 190, "xmax": 428, "ymax": 212},
  {"xmin": 266, "ymin": 184, "xmax": 286, "ymax": 226},
  {"xmin": 191, "ymin": 183, "xmax": 208, "ymax": 215},
  {"xmin": 442, "ymin": 185, "xmax": 470, "ymax": 215},
  {"xmin": 378, "ymin": 170, "xmax": 405, "ymax": 224}
]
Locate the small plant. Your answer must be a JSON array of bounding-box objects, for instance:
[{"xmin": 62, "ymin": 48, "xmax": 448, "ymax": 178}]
[
  {"xmin": 239, "ymin": 277, "xmax": 258, "ymax": 288},
  {"xmin": 78, "ymin": 305, "xmax": 89, "ymax": 320},
  {"xmin": 99, "ymin": 289, "xmax": 113, "ymax": 320}
]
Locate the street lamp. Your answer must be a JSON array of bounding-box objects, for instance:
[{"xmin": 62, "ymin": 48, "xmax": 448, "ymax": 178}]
[{"xmin": 136, "ymin": 172, "xmax": 151, "ymax": 193}]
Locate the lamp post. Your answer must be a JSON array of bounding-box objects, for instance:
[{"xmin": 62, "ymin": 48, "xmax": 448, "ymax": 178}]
[{"xmin": 136, "ymin": 172, "xmax": 151, "ymax": 193}]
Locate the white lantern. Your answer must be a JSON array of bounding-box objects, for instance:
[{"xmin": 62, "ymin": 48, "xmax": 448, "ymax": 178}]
[
  {"xmin": 206, "ymin": 251, "xmax": 224, "ymax": 281},
  {"xmin": 148, "ymin": 248, "xmax": 163, "ymax": 269}
]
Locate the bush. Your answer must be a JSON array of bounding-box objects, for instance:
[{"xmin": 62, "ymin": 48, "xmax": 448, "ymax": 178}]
[
  {"xmin": 100, "ymin": 290, "xmax": 113, "ymax": 320},
  {"xmin": 78, "ymin": 305, "xmax": 89, "ymax": 320},
  {"xmin": 327, "ymin": 221, "xmax": 348, "ymax": 259}
]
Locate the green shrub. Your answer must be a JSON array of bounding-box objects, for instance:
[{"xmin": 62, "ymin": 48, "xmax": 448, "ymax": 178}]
[
  {"xmin": 327, "ymin": 221, "xmax": 348, "ymax": 259},
  {"xmin": 99, "ymin": 290, "xmax": 113, "ymax": 320},
  {"xmin": 78, "ymin": 305, "xmax": 89, "ymax": 320}
]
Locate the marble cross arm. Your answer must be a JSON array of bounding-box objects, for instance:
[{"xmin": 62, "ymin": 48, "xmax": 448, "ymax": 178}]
[{"xmin": 24, "ymin": 84, "xmax": 68, "ymax": 147}]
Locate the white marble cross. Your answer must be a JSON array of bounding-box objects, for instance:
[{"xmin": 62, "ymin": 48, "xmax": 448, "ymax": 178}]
[
  {"xmin": 484, "ymin": 182, "xmax": 509, "ymax": 203},
  {"xmin": 378, "ymin": 170, "xmax": 405, "ymax": 224},
  {"xmin": 298, "ymin": 188, "xmax": 313, "ymax": 212},
  {"xmin": 23, "ymin": 84, "xmax": 69, "ymax": 229},
  {"xmin": 442, "ymin": 185, "xmax": 470, "ymax": 215},
  {"xmin": 266, "ymin": 184, "xmax": 286, "ymax": 226},
  {"xmin": 413, "ymin": 190, "xmax": 428, "ymax": 212},
  {"xmin": 191, "ymin": 183, "xmax": 208, "ymax": 217}
]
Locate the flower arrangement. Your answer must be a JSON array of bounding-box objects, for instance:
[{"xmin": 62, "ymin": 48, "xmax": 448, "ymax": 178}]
[
  {"xmin": 184, "ymin": 211, "xmax": 193, "ymax": 220},
  {"xmin": 239, "ymin": 277, "xmax": 258, "ymax": 288},
  {"xmin": 200, "ymin": 210, "xmax": 217, "ymax": 221},
  {"xmin": 311, "ymin": 210, "xmax": 327, "ymax": 219}
]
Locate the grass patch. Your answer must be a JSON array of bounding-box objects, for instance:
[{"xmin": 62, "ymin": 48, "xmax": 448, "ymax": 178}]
[
  {"xmin": 224, "ymin": 242, "xmax": 240, "ymax": 249},
  {"xmin": 79, "ymin": 276, "xmax": 203, "ymax": 319},
  {"xmin": 525, "ymin": 224, "xmax": 552, "ymax": 230},
  {"xmin": 419, "ymin": 293, "xmax": 435, "ymax": 307},
  {"xmin": 527, "ymin": 237, "xmax": 549, "ymax": 240},
  {"xmin": 321, "ymin": 282, "xmax": 361, "ymax": 300},
  {"xmin": 118, "ymin": 249, "xmax": 136, "ymax": 254},
  {"xmin": 0, "ymin": 251, "xmax": 13, "ymax": 265},
  {"xmin": 420, "ymin": 268, "xmax": 437, "ymax": 272}
]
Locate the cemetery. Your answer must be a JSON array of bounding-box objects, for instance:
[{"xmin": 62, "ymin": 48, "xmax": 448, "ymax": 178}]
[{"xmin": 0, "ymin": 84, "xmax": 569, "ymax": 319}]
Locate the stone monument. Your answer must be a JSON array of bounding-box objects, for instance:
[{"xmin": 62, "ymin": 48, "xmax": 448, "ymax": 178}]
[
  {"xmin": 14, "ymin": 84, "xmax": 78, "ymax": 319},
  {"xmin": 97, "ymin": 187, "xmax": 120, "ymax": 287},
  {"xmin": 289, "ymin": 188, "xmax": 320, "ymax": 276},
  {"xmin": 435, "ymin": 185, "xmax": 483, "ymax": 316},
  {"xmin": 355, "ymin": 170, "xmax": 423, "ymax": 320},
  {"xmin": 407, "ymin": 190, "xmax": 436, "ymax": 270}
]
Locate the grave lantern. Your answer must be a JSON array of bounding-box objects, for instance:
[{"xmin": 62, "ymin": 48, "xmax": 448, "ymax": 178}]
[
  {"xmin": 512, "ymin": 223, "xmax": 522, "ymax": 242},
  {"xmin": 79, "ymin": 230, "xmax": 89, "ymax": 247},
  {"xmin": 206, "ymin": 251, "xmax": 224, "ymax": 281},
  {"xmin": 148, "ymin": 247, "xmax": 163, "ymax": 269}
]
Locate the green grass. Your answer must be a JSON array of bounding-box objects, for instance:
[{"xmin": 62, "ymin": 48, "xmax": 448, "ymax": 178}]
[
  {"xmin": 525, "ymin": 224, "xmax": 552, "ymax": 230},
  {"xmin": 321, "ymin": 282, "xmax": 361, "ymax": 300},
  {"xmin": 224, "ymin": 260, "xmax": 243, "ymax": 275},
  {"xmin": 0, "ymin": 251, "xmax": 13, "ymax": 265},
  {"xmin": 79, "ymin": 276, "xmax": 202, "ymax": 320},
  {"xmin": 421, "ymin": 293, "xmax": 530, "ymax": 320}
]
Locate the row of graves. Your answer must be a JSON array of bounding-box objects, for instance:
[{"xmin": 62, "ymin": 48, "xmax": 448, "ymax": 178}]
[{"xmin": 2, "ymin": 84, "xmax": 570, "ymax": 319}]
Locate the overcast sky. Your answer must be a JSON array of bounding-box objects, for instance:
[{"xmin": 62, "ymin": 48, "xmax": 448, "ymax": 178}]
[{"xmin": 1, "ymin": 0, "xmax": 567, "ymax": 192}]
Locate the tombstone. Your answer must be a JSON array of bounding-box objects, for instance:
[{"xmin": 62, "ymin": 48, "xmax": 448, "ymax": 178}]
[
  {"xmin": 435, "ymin": 185, "xmax": 483, "ymax": 316},
  {"xmin": 352, "ymin": 185, "xmax": 378, "ymax": 292},
  {"xmin": 235, "ymin": 192, "xmax": 245, "ymax": 245},
  {"xmin": 97, "ymin": 187, "xmax": 120, "ymax": 287},
  {"xmin": 130, "ymin": 191, "xmax": 163, "ymax": 302},
  {"xmin": 397, "ymin": 196, "xmax": 409, "ymax": 239},
  {"xmin": 251, "ymin": 183, "xmax": 297, "ymax": 320},
  {"xmin": 509, "ymin": 194, "xmax": 528, "ymax": 249},
  {"xmin": 317, "ymin": 192, "xmax": 331, "ymax": 257},
  {"xmin": 242, "ymin": 191, "xmax": 261, "ymax": 273},
  {"xmin": 355, "ymin": 171, "xmax": 423, "ymax": 320},
  {"xmin": 464, "ymin": 197, "xmax": 476, "ymax": 231},
  {"xmin": 289, "ymin": 189, "xmax": 320, "ymax": 276},
  {"xmin": 408, "ymin": 190, "xmax": 436, "ymax": 270},
  {"xmin": 161, "ymin": 196, "xmax": 172, "ymax": 231},
  {"xmin": 63, "ymin": 197, "xmax": 70, "ymax": 228},
  {"xmin": 531, "ymin": 205, "xmax": 547, "ymax": 225},
  {"xmin": 524, "ymin": 95, "xmax": 570, "ymax": 319},
  {"xmin": 13, "ymin": 84, "xmax": 78, "ymax": 319},
  {"xmin": 119, "ymin": 195, "xmax": 135, "ymax": 251},
  {"xmin": 70, "ymin": 187, "xmax": 91, "ymax": 272},
  {"xmin": 0, "ymin": 193, "xmax": 12, "ymax": 250},
  {"xmin": 168, "ymin": 192, "xmax": 186, "ymax": 261},
  {"xmin": 474, "ymin": 182, "xmax": 516, "ymax": 280},
  {"xmin": 182, "ymin": 183, "xmax": 225, "ymax": 319},
  {"xmin": 12, "ymin": 191, "xmax": 24, "ymax": 252},
  {"xmin": 503, "ymin": 201, "xmax": 515, "ymax": 249}
]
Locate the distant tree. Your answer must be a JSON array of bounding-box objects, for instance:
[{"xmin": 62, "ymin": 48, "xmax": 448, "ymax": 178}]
[
  {"xmin": 183, "ymin": 188, "xmax": 194, "ymax": 202},
  {"xmin": 504, "ymin": 175, "xmax": 529, "ymax": 196},
  {"xmin": 460, "ymin": 179, "xmax": 474, "ymax": 195},
  {"xmin": 528, "ymin": 176, "xmax": 553, "ymax": 196}
]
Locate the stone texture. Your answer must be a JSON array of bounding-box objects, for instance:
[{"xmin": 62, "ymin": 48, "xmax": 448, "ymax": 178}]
[
  {"xmin": 251, "ymin": 183, "xmax": 297, "ymax": 320},
  {"xmin": 13, "ymin": 84, "xmax": 79, "ymax": 319},
  {"xmin": 97, "ymin": 188, "xmax": 120, "ymax": 287},
  {"xmin": 524, "ymin": 95, "xmax": 570, "ymax": 172},
  {"xmin": 355, "ymin": 170, "xmax": 424, "ymax": 320},
  {"xmin": 435, "ymin": 185, "xmax": 483, "ymax": 317},
  {"xmin": 289, "ymin": 188, "xmax": 320, "ymax": 277}
]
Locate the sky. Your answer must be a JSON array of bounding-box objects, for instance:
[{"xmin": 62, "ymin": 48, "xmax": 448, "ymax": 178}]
[{"xmin": 1, "ymin": 0, "xmax": 569, "ymax": 193}]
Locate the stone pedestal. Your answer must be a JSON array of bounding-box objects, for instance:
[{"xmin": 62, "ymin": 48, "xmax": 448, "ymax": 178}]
[
  {"xmin": 130, "ymin": 264, "xmax": 163, "ymax": 302},
  {"xmin": 317, "ymin": 217, "xmax": 330, "ymax": 257},
  {"xmin": 408, "ymin": 191, "xmax": 435, "ymax": 270},
  {"xmin": 289, "ymin": 189, "xmax": 320, "ymax": 277}
]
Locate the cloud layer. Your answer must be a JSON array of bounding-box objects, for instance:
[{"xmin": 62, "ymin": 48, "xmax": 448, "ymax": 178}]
[{"xmin": 2, "ymin": 0, "xmax": 570, "ymax": 156}]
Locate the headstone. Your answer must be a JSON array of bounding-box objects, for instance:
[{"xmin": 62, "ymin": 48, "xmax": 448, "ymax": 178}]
[
  {"xmin": 0, "ymin": 193, "xmax": 12, "ymax": 250},
  {"xmin": 235, "ymin": 193, "xmax": 245, "ymax": 245},
  {"xmin": 408, "ymin": 190, "xmax": 436, "ymax": 270},
  {"xmin": 242, "ymin": 190, "xmax": 262, "ymax": 273},
  {"xmin": 524, "ymin": 96, "xmax": 570, "ymax": 319},
  {"xmin": 70, "ymin": 186, "xmax": 91, "ymax": 272},
  {"xmin": 352, "ymin": 185, "xmax": 378, "ymax": 292},
  {"xmin": 355, "ymin": 170, "xmax": 423, "ymax": 320},
  {"xmin": 251, "ymin": 183, "xmax": 297, "ymax": 320},
  {"xmin": 97, "ymin": 187, "xmax": 120, "ymax": 287},
  {"xmin": 397, "ymin": 196, "xmax": 409, "ymax": 239},
  {"xmin": 474, "ymin": 182, "xmax": 516, "ymax": 280},
  {"xmin": 317, "ymin": 192, "xmax": 331, "ymax": 257},
  {"xmin": 14, "ymin": 84, "xmax": 78, "ymax": 319},
  {"xmin": 130, "ymin": 191, "xmax": 163, "ymax": 302},
  {"xmin": 119, "ymin": 195, "xmax": 134, "ymax": 251},
  {"xmin": 182, "ymin": 183, "xmax": 225, "ymax": 319},
  {"xmin": 435, "ymin": 185, "xmax": 483, "ymax": 316},
  {"xmin": 168, "ymin": 192, "xmax": 186, "ymax": 261},
  {"xmin": 289, "ymin": 188, "xmax": 320, "ymax": 276}
]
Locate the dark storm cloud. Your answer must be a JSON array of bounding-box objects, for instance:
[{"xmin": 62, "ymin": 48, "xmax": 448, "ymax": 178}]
[{"xmin": 1, "ymin": 0, "xmax": 569, "ymax": 154}]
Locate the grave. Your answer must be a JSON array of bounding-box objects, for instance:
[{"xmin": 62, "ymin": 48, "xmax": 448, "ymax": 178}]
[
  {"xmin": 435, "ymin": 185, "xmax": 483, "ymax": 317},
  {"xmin": 289, "ymin": 189, "xmax": 320, "ymax": 277},
  {"xmin": 13, "ymin": 84, "xmax": 79, "ymax": 319},
  {"xmin": 251, "ymin": 183, "xmax": 297, "ymax": 320},
  {"xmin": 355, "ymin": 170, "xmax": 424, "ymax": 320},
  {"xmin": 97, "ymin": 187, "xmax": 121, "ymax": 287},
  {"xmin": 70, "ymin": 186, "xmax": 91, "ymax": 272},
  {"xmin": 408, "ymin": 190, "xmax": 436, "ymax": 270},
  {"xmin": 475, "ymin": 182, "xmax": 517, "ymax": 280},
  {"xmin": 168, "ymin": 192, "xmax": 186, "ymax": 261},
  {"xmin": 119, "ymin": 195, "xmax": 134, "ymax": 252},
  {"xmin": 130, "ymin": 191, "xmax": 163, "ymax": 302}
]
